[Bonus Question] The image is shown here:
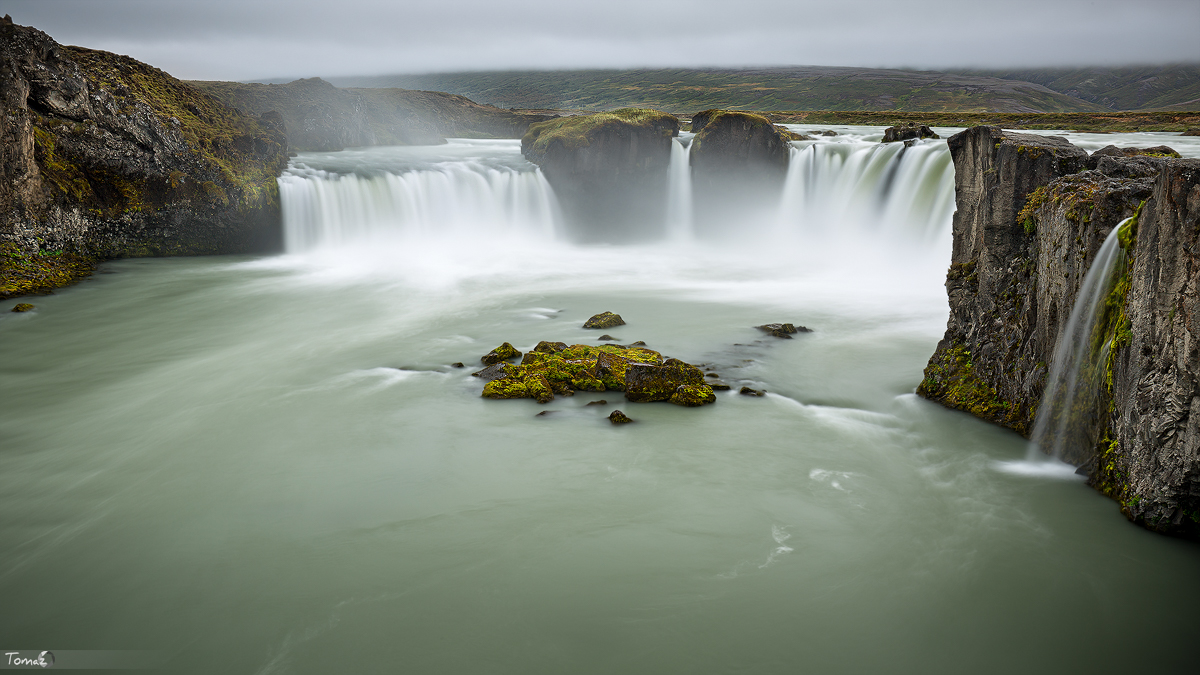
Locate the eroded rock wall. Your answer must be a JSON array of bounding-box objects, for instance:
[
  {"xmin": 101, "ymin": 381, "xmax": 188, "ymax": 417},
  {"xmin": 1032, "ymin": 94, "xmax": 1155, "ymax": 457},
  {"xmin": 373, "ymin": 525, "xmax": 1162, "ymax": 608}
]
[
  {"xmin": 0, "ymin": 17, "xmax": 289, "ymax": 286},
  {"xmin": 920, "ymin": 125, "xmax": 1200, "ymax": 537}
]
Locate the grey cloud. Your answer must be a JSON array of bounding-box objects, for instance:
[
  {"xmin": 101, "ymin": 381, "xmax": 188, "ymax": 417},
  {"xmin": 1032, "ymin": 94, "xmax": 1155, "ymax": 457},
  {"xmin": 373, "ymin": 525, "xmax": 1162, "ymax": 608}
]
[{"xmin": 1, "ymin": 0, "xmax": 1197, "ymax": 81}]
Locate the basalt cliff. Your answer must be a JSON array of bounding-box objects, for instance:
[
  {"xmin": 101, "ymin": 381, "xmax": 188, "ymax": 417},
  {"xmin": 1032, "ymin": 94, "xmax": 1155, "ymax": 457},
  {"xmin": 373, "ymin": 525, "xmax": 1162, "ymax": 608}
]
[
  {"xmin": 919, "ymin": 125, "xmax": 1199, "ymax": 538},
  {"xmin": 0, "ymin": 17, "xmax": 288, "ymax": 297}
]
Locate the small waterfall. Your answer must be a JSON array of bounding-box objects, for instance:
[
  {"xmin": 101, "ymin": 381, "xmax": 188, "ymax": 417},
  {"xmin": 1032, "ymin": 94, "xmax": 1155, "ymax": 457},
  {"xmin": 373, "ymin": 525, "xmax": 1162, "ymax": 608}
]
[
  {"xmin": 665, "ymin": 136, "xmax": 694, "ymax": 241},
  {"xmin": 1029, "ymin": 223, "xmax": 1129, "ymax": 463},
  {"xmin": 777, "ymin": 140, "xmax": 955, "ymax": 242},
  {"xmin": 278, "ymin": 160, "xmax": 559, "ymax": 252}
]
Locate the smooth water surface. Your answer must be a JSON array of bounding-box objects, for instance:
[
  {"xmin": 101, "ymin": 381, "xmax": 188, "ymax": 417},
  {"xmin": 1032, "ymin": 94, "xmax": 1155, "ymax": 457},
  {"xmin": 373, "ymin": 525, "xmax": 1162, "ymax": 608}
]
[{"xmin": 2, "ymin": 131, "xmax": 1198, "ymax": 674}]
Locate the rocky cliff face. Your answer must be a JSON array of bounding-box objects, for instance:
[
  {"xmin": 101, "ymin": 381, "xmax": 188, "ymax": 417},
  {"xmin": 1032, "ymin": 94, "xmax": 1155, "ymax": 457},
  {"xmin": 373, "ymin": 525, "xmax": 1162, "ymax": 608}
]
[
  {"xmin": 1, "ymin": 18, "xmax": 288, "ymax": 296},
  {"xmin": 689, "ymin": 110, "xmax": 795, "ymax": 235},
  {"xmin": 193, "ymin": 79, "xmax": 553, "ymax": 152},
  {"xmin": 521, "ymin": 109, "xmax": 679, "ymax": 241},
  {"xmin": 919, "ymin": 125, "xmax": 1200, "ymax": 538}
]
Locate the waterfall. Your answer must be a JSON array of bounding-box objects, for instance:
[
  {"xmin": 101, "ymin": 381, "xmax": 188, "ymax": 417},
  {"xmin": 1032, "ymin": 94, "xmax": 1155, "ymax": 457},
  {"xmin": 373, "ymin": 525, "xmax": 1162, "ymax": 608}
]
[
  {"xmin": 777, "ymin": 139, "xmax": 955, "ymax": 243},
  {"xmin": 277, "ymin": 135, "xmax": 955, "ymax": 253},
  {"xmin": 278, "ymin": 158, "xmax": 559, "ymax": 252},
  {"xmin": 664, "ymin": 136, "xmax": 694, "ymax": 241},
  {"xmin": 1029, "ymin": 223, "xmax": 1129, "ymax": 463}
]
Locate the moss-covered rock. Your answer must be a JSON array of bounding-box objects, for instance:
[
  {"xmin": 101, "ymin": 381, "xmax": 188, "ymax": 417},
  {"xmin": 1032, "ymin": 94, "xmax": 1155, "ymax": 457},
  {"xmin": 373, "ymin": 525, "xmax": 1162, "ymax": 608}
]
[
  {"xmin": 482, "ymin": 378, "xmax": 530, "ymax": 399},
  {"xmin": 11, "ymin": 302, "xmax": 34, "ymax": 312},
  {"xmin": 669, "ymin": 384, "xmax": 717, "ymax": 407},
  {"xmin": 481, "ymin": 342, "xmax": 522, "ymax": 365},
  {"xmin": 625, "ymin": 359, "xmax": 706, "ymax": 403},
  {"xmin": 476, "ymin": 340, "xmax": 709, "ymax": 408},
  {"xmin": 583, "ymin": 311, "xmax": 625, "ymax": 329}
]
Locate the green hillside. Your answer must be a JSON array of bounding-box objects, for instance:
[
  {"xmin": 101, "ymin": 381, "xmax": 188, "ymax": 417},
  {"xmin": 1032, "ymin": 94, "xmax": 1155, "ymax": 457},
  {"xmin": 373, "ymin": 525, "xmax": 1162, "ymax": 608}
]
[
  {"xmin": 955, "ymin": 65, "xmax": 1200, "ymax": 111},
  {"xmin": 330, "ymin": 67, "xmax": 1109, "ymax": 115}
]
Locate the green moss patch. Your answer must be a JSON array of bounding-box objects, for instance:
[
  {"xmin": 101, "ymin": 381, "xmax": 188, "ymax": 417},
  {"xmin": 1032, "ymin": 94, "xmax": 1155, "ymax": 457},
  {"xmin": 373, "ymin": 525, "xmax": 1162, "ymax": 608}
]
[
  {"xmin": 1, "ymin": 242, "xmax": 96, "ymax": 299},
  {"xmin": 478, "ymin": 342, "xmax": 714, "ymax": 408},
  {"xmin": 917, "ymin": 342, "xmax": 1029, "ymax": 435},
  {"xmin": 522, "ymin": 108, "xmax": 678, "ymax": 156}
]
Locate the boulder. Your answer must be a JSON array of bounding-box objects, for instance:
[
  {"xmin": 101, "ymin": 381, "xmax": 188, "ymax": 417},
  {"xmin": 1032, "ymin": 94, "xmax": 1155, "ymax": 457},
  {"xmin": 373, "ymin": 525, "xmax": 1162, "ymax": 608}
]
[
  {"xmin": 625, "ymin": 358, "xmax": 706, "ymax": 403},
  {"xmin": 583, "ymin": 311, "xmax": 625, "ymax": 329},
  {"xmin": 608, "ymin": 410, "xmax": 634, "ymax": 424},
  {"xmin": 11, "ymin": 302, "xmax": 34, "ymax": 312},
  {"xmin": 1091, "ymin": 144, "xmax": 1181, "ymax": 159},
  {"xmin": 669, "ymin": 384, "xmax": 717, "ymax": 407},
  {"xmin": 739, "ymin": 386, "xmax": 766, "ymax": 397},
  {"xmin": 882, "ymin": 123, "xmax": 939, "ymax": 144},
  {"xmin": 756, "ymin": 322, "xmax": 812, "ymax": 338},
  {"xmin": 481, "ymin": 342, "xmax": 522, "ymax": 365}
]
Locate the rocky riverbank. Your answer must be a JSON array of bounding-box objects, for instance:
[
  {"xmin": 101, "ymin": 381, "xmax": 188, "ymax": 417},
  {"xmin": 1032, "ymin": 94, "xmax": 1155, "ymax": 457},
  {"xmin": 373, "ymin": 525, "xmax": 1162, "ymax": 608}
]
[
  {"xmin": 919, "ymin": 125, "xmax": 1199, "ymax": 538},
  {"xmin": 1, "ymin": 17, "xmax": 288, "ymax": 297}
]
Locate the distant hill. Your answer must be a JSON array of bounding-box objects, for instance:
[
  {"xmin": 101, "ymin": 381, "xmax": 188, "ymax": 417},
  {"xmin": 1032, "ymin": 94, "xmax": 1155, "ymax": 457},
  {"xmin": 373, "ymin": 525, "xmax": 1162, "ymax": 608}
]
[
  {"xmin": 191, "ymin": 78, "xmax": 550, "ymax": 151},
  {"xmin": 329, "ymin": 67, "xmax": 1110, "ymax": 115},
  {"xmin": 954, "ymin": 65, "xmax": 1200, "ymax": 111}
]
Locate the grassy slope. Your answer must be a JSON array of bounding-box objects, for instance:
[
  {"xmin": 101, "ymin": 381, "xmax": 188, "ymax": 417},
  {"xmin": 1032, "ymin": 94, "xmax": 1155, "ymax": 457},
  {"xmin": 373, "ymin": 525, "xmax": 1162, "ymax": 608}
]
[
  {"xmin": 767, "ymin": 110, "xmax": 1200, "ymax": 132},
  {"xmin": 954, "ymin": 65, "xmax": 1200, "ymax": 111},
  {"xmin": 331, "ymin": 67, "xmax": 1109, "ymax": 114}
]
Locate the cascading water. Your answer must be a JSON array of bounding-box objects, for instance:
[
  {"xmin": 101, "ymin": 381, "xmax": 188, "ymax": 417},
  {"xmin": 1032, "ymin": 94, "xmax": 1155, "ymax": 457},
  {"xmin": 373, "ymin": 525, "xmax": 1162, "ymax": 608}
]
[
  {"xmin": 777, "ymin": 137, "xmax": 956, "ymax": 243},
  {"xmin": 664, "ymin": 134, "xmax": 694, "ymax": 241},
  {"xmin": 278, "ymin": 141, "xmax": 559, "ymax": 251},
  {"xmin": 278, "ymin": 132, "xmax": 955, "ymax": 255},
  {"xmin": 1029, "ymin": 222, "xmax": 1129, "ymax": 463}
]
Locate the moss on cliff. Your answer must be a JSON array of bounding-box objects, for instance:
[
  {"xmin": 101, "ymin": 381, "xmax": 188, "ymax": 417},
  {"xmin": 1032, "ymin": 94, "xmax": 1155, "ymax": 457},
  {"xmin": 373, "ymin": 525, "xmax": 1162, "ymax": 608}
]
[
  {"xmin": 62, "ymin": 47, "xmax": 285, "ymax": 211},
  {"xmin": 0, "ymin": 241, "xmax": 96, "ymax": 299},
  {"xmin": 1088, "ymin": 204, "xmax": 1142, "ymax": 506},
  {"xmin": 522, "ymin": 108, "xmax": 678, "ymax": 156},
  {"xmin": 917, "ymin": 342, "xmax": 1030, "ymax": 435}
]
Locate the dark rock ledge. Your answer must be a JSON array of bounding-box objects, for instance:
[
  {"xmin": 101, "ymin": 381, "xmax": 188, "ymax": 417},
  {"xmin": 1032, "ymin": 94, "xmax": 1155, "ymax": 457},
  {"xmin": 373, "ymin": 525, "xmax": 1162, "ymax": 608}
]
[{"xmin": 919, "ymin": 125, "xmax": 1200, "ymax": 539}]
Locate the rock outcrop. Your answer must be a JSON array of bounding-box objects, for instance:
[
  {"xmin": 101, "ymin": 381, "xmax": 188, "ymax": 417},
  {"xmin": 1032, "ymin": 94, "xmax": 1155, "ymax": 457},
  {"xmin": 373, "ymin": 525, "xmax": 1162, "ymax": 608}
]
[
  {"xmin": 192, "ymin": 78, "xmax": 551, "ymax": 151},
  {"xmin": 882, "ymin": 123, "xmax": 939, "ymax": 144},
  {"xmin": 1, "ymin": 18, "xmax": 288, "ymax": 297},
  {"xmin": 689, "ymin": 110, "xmax": 795, "ymax": 235},
  {"xmin": 521, "ymin": 109, "xmax": 679, "ymax": 241},
  {"xmin": 919, "ymin": 125, "xmax": 1200, "ymax": 538}
]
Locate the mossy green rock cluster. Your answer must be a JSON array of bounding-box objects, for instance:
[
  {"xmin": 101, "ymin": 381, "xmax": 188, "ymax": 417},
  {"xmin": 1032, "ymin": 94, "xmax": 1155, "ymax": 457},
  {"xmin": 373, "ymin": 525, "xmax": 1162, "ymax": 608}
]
[{"xmin": 478, "ymin": 341, "xmax": 715, "ymax": 407}]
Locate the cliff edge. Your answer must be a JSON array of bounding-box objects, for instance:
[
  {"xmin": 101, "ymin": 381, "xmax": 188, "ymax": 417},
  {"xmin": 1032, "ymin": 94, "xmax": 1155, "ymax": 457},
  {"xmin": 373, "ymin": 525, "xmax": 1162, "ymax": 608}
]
[
  {"xmin": 920, "ymin": 125, "xmax": 1200, "ymax": 537},
  {"xmin": 1, "ymin": 17, "xmax": 288, "ymax": 298}
]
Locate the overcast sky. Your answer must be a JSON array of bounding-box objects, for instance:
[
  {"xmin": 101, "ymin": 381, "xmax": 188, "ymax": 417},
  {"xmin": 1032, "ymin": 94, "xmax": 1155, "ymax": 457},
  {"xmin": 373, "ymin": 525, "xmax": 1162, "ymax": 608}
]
[{"xmin": 3, "ymin": 0, "xmax": 1198, "ymax": 81}]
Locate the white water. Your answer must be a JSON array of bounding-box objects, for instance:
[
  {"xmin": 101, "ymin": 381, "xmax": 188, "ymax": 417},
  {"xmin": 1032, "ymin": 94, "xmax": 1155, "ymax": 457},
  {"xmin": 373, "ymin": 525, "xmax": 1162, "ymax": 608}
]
[
  {"xmin": 278, "ymin": 141, "xmax": 560, "ymax": 251},
  {"xmin": 278, "ymin": 130, "xmax": 956, "ymax": 260},
  {"xmin": 665, "ymin": 134, "xmax": 694, "ymax": 241},
  {"xmin": 1029, "ymin": 222, "xmax": 1128, "ymax": 462}
]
